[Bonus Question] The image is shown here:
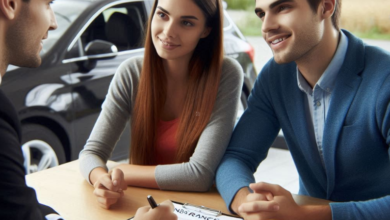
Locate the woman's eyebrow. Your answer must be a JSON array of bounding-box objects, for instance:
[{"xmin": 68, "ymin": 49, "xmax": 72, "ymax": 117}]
[
  {"xmin": 157, "ymin": 6, "xmax": 198, "ymax": 20},
  {"xmin": 181, "ymin": 15, "xmax": 198, "ymax": 20},
  {"xmin": 157, "ymin": 6, "xmax": 170, "ymax": 14}
]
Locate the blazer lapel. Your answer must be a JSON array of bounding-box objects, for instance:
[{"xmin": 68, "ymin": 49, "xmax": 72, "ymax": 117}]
[
  {"xmin": 283, "ymin": 68, "xmax": 327, "ymax": 192},
  {"xmin": 322, "ymin": 30, "xmax": 365, "ymax": 199}
]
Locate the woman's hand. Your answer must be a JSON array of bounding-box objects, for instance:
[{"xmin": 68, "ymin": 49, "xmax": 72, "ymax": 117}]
[
  {"xmin": 133, "ymin": 200, "xmax": 178, "ymax": 220},
  {"xmin": 92, "ymin": 168, "xmax": 128, "ymax": 209}
]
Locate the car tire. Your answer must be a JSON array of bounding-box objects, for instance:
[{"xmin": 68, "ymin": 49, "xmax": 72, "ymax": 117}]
[{"xmin": 21, "ymin": 124, "xmax": 66, "ymax": 174}]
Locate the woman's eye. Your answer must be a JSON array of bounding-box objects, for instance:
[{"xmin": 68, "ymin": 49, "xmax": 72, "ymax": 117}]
[
  {"xmin": 182, "ymin": 21, "xmax": 193, "ymax": 27},
  {"xmin": 157, "ymin": 12, "xmax": 166, "ymax": 19}
]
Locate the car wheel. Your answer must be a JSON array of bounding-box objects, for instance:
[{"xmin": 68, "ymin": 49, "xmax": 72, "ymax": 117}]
[{"xmin": 21, "ymin": 124, "xmax": 66, "ymax": 174}]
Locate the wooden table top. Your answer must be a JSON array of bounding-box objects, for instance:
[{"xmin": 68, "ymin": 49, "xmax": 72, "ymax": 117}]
[{"xmin": 26, "ymin": 160, "xmax": 329, "ymax": 220}]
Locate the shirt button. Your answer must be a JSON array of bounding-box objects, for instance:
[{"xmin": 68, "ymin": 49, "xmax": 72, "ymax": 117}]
[
  {"xmin": 326, "ymin": 88, "xmax": 331, "ymax": 92},
  {"xmin": 316, "ymin": 101, "xmax": 321, "ymax": 106}
]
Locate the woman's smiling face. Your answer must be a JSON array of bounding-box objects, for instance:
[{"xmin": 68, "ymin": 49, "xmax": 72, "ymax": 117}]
[{"xmin": 151, "ymin": 0, "xmax": 211, "ymax": 62}]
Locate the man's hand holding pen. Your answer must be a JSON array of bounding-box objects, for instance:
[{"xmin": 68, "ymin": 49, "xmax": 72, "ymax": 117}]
[{"xmin": 133, "ymin": 196, "xmax": 177, "ymax": 220}]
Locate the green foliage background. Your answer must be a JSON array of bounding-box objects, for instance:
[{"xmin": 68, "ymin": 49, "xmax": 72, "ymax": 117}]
[
  {"xmin": 224, "ymin": 0, "xmax": 254, "ymax": 10},
  {"xmin": 224, "ymin": 0, "xmax": 390, "ymax": 39}
]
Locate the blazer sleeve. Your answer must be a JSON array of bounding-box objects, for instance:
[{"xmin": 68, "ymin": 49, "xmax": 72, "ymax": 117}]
[
  {"xmin": 215, "ymin": 60, "xmax": 281, "ymax": 213},
  {"xmin": 0, "ymin": 115, "xmax": 44, "ymax": 219},
  {"xmin": 330, "ymin": 68, "xmax": 390, "ymax": 220},
  {"xmin": 330, "ymin": 196, "xmax": 390, "ymax": 220}
]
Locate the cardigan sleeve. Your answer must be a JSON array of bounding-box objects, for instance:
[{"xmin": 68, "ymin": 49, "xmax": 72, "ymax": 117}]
[
  {"xmin": 78, "ymin": 57, "xmax": 142, "ymax": 184},
  {"xmin": 215, "ymin": 60, "xmax": 281, "ymax": 212},
  {"xmin": 154, "ymin": 57, "xmax": 244, "ymax": 191}
]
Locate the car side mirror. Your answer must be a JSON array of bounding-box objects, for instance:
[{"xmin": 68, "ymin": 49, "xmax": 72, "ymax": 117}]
[{"xmin": 85, "ymin": 40, "xmax": 118, "ymax": 60}]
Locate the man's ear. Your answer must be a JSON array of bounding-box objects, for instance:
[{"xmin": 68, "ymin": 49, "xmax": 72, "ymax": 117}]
[
  {"xmin": 0, "ymin": 0, "xmax": 18, "ymax": 20},
  {"xmin": 320, "ymin": 0, "xmax": 336, "ymax": 19},
  {"xmin": 201, "ymin": 27, "xmax": 212, "ymax": 39}
]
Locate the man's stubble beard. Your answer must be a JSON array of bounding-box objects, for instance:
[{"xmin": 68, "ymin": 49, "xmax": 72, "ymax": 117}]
[{"xmin": 6, "ymin": 7, "xmax": 42, "ymax": 68}]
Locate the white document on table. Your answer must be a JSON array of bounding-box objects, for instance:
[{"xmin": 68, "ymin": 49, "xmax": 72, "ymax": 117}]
[
  {"xmin": 173, "ymin": 202, "xmax": 243, "ymax": 220},
  {"xmin": 127, "ymin": 201, "xmax": 243, "ymax": 220}
]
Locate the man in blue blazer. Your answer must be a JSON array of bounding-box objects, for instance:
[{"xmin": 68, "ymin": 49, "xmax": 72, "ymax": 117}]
[{"xmin": 216, "ymin": 0, "xmax": 390, "ymax": 219}]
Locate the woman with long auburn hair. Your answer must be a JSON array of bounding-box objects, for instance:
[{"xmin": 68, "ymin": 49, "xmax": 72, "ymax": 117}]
[{"xmin": 79, "ymin": 0, "xmax": 243, "ymax": 209}]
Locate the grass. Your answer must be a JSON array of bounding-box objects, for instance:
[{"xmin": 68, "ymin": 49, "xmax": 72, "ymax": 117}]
[{"xmin": 228, "ymin": 0, "xmax": 390, "ymax": 40}]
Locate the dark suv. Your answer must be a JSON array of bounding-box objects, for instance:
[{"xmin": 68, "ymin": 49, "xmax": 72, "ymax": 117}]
[{"xmin": 3, "ymin": 0, "xmax": 257, "ymax": 173}]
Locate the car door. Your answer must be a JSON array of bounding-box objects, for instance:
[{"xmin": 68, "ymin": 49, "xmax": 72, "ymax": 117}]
[{"xmin": 63, "ymin": 1, "xmax": 148, "ymax": 160}]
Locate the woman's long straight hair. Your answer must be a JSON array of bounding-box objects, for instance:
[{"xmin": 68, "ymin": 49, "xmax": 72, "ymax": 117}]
[{"xmin": 130, "ymin": 0, "xmax": 224, "ymax": 165}]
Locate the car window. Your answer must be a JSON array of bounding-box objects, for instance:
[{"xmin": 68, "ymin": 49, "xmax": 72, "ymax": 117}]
[
  {"xmin": 223, "ymin": 13, "xmax": 231, "ymax": 29},
  {"xmin": 42, "ymin": 1, "xmax": 89, "ymax": 56},
  {"xmin": 102, "ymin": 8, "xmax": 128, "ymax": 21},
  {"xmin": 77, "ymin": 2, "xmax": 147, "ymax": 56}
]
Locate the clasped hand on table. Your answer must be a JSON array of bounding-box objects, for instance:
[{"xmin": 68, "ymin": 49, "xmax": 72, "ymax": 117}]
[
  {"xmin": 93, "ymin": 168, "xmax": 127, "ymax": 209},
  {"xmin": 236, "ymin": 182, "xmax": 330, "ymax": 220},
  {"xmin": 92, "ymin": 168, "xmax": 177, "ymax": 220}
]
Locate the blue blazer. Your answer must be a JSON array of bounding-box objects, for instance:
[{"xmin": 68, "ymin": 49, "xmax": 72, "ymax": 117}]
[{"xmin": 216, "ymin": 30, "xmax": 390, "ymax": 220}]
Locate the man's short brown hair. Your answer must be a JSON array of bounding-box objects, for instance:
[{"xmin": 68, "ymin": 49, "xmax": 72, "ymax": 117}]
[{"xmin": 307, "ymin": 0, "xmax": 342, "ymax": 30}]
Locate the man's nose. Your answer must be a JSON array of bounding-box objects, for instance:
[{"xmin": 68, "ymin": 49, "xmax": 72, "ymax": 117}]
[
  {"xmin": 49, "ymin": 9, "xmax": 58, "ymax": 30},
  {"xmin": 262, "ymin": 14, "xmax": 278, "ymax": 34}
]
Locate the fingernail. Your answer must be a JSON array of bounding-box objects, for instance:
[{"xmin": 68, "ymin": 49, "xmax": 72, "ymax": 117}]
[
  {"xmin": 273, "ymin": 205, "xmax": 280, "ymax": 211},
  {"xmin": 118, "ymin": 188, "xmax": 123, "ymax": 193},
  {"xmin": 113, "ymin": 180, "xmax": 118, "ymax": 186}
]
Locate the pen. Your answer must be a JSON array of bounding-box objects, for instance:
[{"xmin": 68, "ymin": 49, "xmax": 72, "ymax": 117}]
[{"xmin": 147, "ymin": 195, "xmax": 158, "ymax": 209}]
